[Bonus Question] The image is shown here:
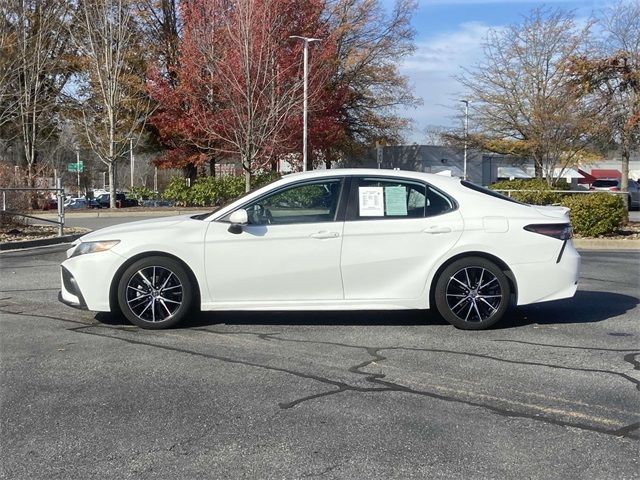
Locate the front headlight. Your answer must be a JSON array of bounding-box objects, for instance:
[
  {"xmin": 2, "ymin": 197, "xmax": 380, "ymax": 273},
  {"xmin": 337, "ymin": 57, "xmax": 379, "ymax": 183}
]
[{"xmin": 70, "ymin": 240, "xmax": 120, "ymax": 258}]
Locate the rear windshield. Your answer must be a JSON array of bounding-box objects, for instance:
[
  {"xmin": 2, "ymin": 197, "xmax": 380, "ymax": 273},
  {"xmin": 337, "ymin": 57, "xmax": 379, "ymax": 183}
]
[
  {"xmin": 591, "ymin": 179, "xmax": 619, "ymax": 188},
  {"xmin": 460, "ymin": 180, "xmax": 525, "ymax": 204}
]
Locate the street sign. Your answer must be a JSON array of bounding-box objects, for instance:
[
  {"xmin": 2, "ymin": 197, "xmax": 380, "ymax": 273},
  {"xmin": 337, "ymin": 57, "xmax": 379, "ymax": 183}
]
[{"xmin": 68, "ymin": 162, "xmax": 84, "ymax": 172}]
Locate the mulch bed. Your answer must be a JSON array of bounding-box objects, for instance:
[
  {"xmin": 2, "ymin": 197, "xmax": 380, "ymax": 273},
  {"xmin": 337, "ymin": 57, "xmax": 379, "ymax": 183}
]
[{"xmin": 0, "ymin": 225, "xmax": 90, "ymax": 243}]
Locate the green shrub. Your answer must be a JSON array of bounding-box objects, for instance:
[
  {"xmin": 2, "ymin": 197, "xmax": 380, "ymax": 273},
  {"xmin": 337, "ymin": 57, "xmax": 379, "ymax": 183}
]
[
  {"xmin": 561, "ymin": 193, "xmax": 625, "ymax": 237},
  {"xmin": 252, "ymin": 171, "xmax": 280, "ymax": 190},
  {"xmin": 216, "ymin": 175, "xmax": 245, "ymax": 204},
  {"xmin": 129, "ymin": 186, "xmax": 154, "ymax": 201},
  {"xmin": 162, "ymin": 176, "xmax": 191, "ymax": 206},
  {"xmin": 489, "ymin": 178, "xmax": 563, "ymax": 205},
  {"xmin": 161, "ymin": 174, "xmax": 249, "ymax": 206},
  {"xmin": 190, "ymin": 176, "xmax": 218, "ymax": 206}
]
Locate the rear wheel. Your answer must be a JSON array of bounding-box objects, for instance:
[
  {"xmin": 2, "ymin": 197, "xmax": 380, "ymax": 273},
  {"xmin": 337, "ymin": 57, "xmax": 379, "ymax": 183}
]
[
  {"xmin": 434, "ymin": 257, "xmax": 511, "ymax": 330},
  {"xmin": 117, "ymin": 256, "xmax": 194, "ymax": 329}
]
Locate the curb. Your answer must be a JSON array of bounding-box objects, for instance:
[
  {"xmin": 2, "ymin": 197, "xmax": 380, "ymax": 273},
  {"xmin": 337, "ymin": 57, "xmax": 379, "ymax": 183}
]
[
  {"xmin": 0, "ymin": 233, "xmax": 85, "ymax": 252},
  {"xmin": 573, "ymin": 238, "xmax": 640, "ymax": 250}
]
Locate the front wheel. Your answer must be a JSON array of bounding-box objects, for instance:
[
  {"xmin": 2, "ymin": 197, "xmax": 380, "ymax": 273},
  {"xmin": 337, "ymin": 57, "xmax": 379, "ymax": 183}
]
[
  {"xmin": 117, "ymin": 256, "xmax": 194, "ymax": 329},
  {"xmin": 434, "ymin": 257, "xmax": 511, "ymax": 330}
]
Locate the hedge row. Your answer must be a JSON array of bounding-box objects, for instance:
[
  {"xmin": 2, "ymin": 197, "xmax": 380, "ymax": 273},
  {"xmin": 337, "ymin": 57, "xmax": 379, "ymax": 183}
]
[
  {"xmin": 161, "ymin": 172, "xmax": 279, "ymax": 207},
  {"xmin": 490, "ymin": 179, "xmax": 625, "ymax": 236}
]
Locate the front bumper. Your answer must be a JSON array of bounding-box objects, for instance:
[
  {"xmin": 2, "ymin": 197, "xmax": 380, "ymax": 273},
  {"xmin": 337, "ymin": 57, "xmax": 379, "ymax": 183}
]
[{"xmin": 59, "ymin": 266, "xmax": 88, "ymax": 309}]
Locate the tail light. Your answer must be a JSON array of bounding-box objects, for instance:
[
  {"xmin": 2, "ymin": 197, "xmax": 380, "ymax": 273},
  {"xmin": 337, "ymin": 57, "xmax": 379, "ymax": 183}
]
[
  {"xmin": 524, "ymin": 223, "xmax": 573, "ymax": 240},
  {"xmin": 611, "ymin": 187, "xmax": 620, "ymax": 191}
]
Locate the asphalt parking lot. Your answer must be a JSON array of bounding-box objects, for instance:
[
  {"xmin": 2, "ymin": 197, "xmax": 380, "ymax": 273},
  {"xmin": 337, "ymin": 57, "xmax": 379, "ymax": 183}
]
[{"xmin": 1, "ymin": 246, "xmax": 638, "ymax": 479}]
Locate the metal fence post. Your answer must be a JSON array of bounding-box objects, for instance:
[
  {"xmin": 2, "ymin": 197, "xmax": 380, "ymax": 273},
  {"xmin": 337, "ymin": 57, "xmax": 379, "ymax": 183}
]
[{"xmin": 56, "ymin": 178, "xmax": 64, "ymax": 237}]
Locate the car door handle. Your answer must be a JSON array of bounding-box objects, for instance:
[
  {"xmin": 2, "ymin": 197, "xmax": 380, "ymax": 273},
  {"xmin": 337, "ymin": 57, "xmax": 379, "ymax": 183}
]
[
  {"xmin": 423, "ymin": 226, "xmax": 452, "ymax": 234},
  {"xmin": 310, "ymin": 231, "xmax": 340, "ymax": 239}
]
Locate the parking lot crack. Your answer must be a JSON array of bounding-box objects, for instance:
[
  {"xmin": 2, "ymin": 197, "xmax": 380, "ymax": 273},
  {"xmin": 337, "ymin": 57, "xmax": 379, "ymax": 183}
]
[{"xmin": 63, "ymin": 326, "xmax": 640, "ymax": 440}]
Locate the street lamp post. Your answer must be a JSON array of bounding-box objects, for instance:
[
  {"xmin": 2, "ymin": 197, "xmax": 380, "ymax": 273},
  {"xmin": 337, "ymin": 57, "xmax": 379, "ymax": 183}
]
[
  {"xmin": 76, "ymin": 148, "xmax": 81, "ymax": 197},
  {"xmin": 460, "ymin": 99, "xmax": 470, "ymax": 181},
  {"xmin": 290, "ymin": 36, "xmax": 321, "ymax": 172},
  {"xmin": 129, "ymin": 138, "xmax": 135, "ymax": 188}
]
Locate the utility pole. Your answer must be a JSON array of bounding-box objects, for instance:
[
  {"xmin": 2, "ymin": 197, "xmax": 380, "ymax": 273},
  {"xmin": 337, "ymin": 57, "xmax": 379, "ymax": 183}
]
[
  {"xmin": 76, "ymin": 148, "xmax": 81, "ymax": 196},
  {"xmin": 290, "ymin": 36, "xmax": 322, "ymax": 172},
  {"xmin": 460, "ymin": 99, "xmax": 470, "ymax": 181},
  {"xmin": 129, "ymin": 138, "xmax": 134, "ymax": 188}
]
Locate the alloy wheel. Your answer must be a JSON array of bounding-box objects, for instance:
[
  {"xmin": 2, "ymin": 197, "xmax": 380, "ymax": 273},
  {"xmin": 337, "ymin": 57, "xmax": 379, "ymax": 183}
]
[
  {"xmin": 445, "ymin": 266, "xmax": 503, "ymax": 323},
  {"xmin": 125, "ymin": 266, "xmax": 183, "ymax": 323}
]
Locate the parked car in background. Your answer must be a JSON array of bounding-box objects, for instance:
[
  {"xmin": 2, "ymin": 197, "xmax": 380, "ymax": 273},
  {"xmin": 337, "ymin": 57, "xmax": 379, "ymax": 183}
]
[
  {"xmin": 89, "ymin": 193, "xmax": 139, "ymax": 209},
  {"xmin": 590, "ymin": 178, "xmax": 640, "ymax": 210},
  {"xmin": 60, "ymin": 169, "xmax": 580, "ymax": 331},
  {"xmin": 64, "ymin": 197, "xmax": 89, "ymax": 210}
]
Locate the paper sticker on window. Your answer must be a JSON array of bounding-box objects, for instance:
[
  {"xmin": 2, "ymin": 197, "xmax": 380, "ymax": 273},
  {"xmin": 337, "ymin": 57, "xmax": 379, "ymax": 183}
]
[
  {"xmin": 384, "ymin": 186, "xmax": 407, "ymax": 216},
  {"xmin": 359, "ymin": 187, "xmax": 384, "ymax": 216}
]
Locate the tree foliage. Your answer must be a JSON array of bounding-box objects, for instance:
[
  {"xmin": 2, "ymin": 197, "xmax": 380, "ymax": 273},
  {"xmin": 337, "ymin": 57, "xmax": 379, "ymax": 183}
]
[
  {"xmin": 72, "ymin": 0, "xmax": 152, "ymax": 207},
  {"xmin": 568, "ymin": 0, "xmax": 640, "ymax": 210},
  {"xmin": 324, "ymin": 0, "xmax": 419, "ymax": 157},
  {"xmin": 148, "ymin": 0, "xmax": 419, "ymax": 182},
  {"xmin": 1, "ymin": 0, "xmax": 77, "ymax": 184},
  {"xmin": 456, "ymin": 8, "xmax": 604, "ymax": 182},
  {"xmin": 149, "ymin": 0, "xmax": 339, "ymax": 190}
]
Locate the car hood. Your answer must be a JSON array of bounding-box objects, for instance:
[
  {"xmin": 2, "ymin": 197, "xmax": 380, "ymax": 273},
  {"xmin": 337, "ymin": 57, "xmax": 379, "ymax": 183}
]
[{"xmin": 78, "ymin": 214, "xmax": 198, "ymax": 242}]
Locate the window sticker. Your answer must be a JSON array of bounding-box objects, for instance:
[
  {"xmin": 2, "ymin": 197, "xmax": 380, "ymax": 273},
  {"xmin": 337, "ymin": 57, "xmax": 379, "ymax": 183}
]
[
  {"xmin": 384, "ymin": 186, "xmax": 407, "ymax": 216},
  {"xmin": 358, "ymin": 186, "xmax": 384, "ymax": 216}
]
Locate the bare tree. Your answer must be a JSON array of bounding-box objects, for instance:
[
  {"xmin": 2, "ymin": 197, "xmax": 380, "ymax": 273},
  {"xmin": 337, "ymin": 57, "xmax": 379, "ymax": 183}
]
[
  {"xmin": 423, "ymin": 125, "xmax": 448, "ymax": 146},
  {"xmin": 598, "ymin": 1, "xmax": 640, "ymax": 205},
  {"xmin": 0, "ymin": 5, "xmax": 20, "ymax": 130},
  {"xmin": 324, "ymin": 0, "xmax": 420, "ymax": 158},
  {"xmin": 6, "ymin": 0, "xmax": 75, "ymax": 184},
  {"xmin": 73, "ymin": 0, "xmax": 152, "ymax": 207},
  {"xmin": 456, "ymin": 8, "xmax": 601, "ymax": 182}
]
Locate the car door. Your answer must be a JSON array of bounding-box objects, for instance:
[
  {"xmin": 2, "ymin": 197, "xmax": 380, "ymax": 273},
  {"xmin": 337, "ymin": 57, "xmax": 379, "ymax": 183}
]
[
  {"xmin": 340, "ymin": 176, "xmax": 464, "ymax": 300},
  {"xmin": 204, "ymin": 177, "xmax": 347, "ymax": 304}
]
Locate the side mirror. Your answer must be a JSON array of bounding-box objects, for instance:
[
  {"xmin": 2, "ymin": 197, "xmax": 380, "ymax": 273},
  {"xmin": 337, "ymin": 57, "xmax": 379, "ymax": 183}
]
[{"xmin": 228, "ymin": 209, "xmax": 248, "ymax": 234}]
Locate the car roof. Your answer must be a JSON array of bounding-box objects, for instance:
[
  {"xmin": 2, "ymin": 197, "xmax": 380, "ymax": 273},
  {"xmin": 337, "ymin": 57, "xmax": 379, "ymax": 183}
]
[{"xmin": 281, "ymin": 168, "xmax": 462, "ymax": 188}]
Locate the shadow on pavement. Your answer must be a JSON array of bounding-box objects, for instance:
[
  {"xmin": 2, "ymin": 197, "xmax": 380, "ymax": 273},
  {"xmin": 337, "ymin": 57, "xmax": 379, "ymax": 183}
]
[
  {"xmin": 94, "ymin": 290, "xmax": 637, "ymax": 330},
  {"xmin": 504, "ymin": 290, "xmax": 638, "ymax": 329}
]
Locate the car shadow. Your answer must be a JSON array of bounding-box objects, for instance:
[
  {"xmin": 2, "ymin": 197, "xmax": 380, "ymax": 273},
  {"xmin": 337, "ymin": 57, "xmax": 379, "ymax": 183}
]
[
  {"xmin": 94, "ymin": 290, "xmax": 637, "ymax": 330},
  {"xmin": 502, "ymin": 290, "xmax": 638, "ymax": 329}
]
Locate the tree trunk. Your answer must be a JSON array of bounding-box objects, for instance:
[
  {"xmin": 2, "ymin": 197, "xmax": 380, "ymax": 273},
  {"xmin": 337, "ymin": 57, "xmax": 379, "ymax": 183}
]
[
  {"xmin": 108, "ymin": 163, "xmax": 117, "ymax": 209},
  {"xmin": 245, "ymin": 168, "xmax": 251, "ymax": 193},
  {"xmin": 621, "ymin": 138, "xmax": 630, "ymax": 224},
  {"xmin": 184, "ymin": 163, "xmax": 197, "ymax": 183}
]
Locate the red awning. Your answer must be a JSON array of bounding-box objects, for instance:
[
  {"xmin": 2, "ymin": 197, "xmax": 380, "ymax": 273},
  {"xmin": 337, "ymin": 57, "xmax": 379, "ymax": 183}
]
[{"xmin": 591, "ymin": 169, "xmax": 621, "ymax": 179}]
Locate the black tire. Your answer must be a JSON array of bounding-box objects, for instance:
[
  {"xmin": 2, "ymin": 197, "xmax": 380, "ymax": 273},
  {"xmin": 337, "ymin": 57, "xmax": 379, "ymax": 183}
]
[
  {"xmin": 434, "ymin": 257, "xmax": 511, "ymax": 330},
  {"xmin": 117, "ymin": 256, "xmax": 194, "ymax": 329}
]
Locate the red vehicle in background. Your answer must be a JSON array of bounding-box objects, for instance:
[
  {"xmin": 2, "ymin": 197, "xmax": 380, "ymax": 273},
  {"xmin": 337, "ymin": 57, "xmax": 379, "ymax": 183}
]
[{"xmin": 590, "ymin": 178, "xmax": 640, "ymax": 210}]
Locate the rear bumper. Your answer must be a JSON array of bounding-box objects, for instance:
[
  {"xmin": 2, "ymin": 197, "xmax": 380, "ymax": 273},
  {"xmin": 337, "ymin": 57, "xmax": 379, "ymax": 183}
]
[{"xmin": 511, "ymin": 240, "xmax": 581, "ymax": 306}]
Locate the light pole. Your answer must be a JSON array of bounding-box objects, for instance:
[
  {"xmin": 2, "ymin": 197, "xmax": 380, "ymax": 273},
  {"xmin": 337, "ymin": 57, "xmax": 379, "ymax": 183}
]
[
  {"xmin": 290, "ymin": 35, "xmax": 321, "ymax": 172},
  {"xmin": 129, "ymin": 138, "xmax": 135, "ymax": 188},
  {"xmin": 76, "ymin": 147, "xmax": 81, "ymax": 197},
  {"xmin": 460, "ymin": 99, "xmax": 470, "ymax": 180}
]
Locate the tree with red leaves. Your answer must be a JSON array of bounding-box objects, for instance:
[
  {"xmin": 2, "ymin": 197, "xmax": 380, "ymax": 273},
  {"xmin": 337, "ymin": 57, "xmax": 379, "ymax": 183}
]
[{"xmin": 149, "ymin": 0, "xmax": 339, "ymax": 190}]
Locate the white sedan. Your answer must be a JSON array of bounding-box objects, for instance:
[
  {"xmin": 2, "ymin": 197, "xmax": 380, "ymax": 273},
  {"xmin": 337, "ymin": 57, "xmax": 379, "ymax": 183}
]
[{"xmin": 59, "ymin": 169, "xmax": 580, "ymax": 330}]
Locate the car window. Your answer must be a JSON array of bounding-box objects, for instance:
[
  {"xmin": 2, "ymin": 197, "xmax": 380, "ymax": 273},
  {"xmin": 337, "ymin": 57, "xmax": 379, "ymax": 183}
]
[
  {"xmin": 239, "ymin": 179, "xmax": 342, "ymax": 225},
  {"xmin": 352, "ymin": 177, "xmax": 454, "ymax": 219}
]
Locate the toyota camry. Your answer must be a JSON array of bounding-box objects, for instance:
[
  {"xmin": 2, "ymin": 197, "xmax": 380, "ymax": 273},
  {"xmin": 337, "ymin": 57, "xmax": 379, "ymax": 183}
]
[{"xmin": 59, "ymin": 169, "xmax": 580, "ymax": 330}]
